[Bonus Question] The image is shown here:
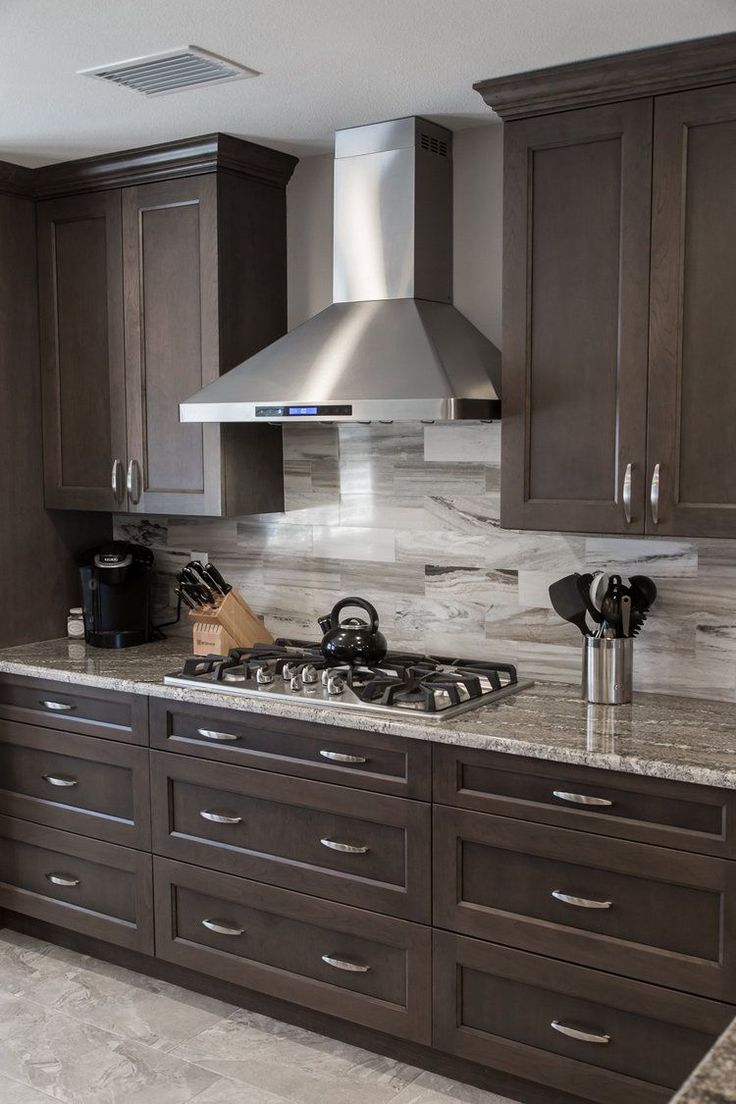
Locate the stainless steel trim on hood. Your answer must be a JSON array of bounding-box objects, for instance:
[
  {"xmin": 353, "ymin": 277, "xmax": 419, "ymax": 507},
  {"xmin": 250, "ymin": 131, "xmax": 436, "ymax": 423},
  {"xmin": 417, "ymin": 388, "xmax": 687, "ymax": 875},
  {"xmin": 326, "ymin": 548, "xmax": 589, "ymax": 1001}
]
[{"xmin": 180, "ymin": 116, "xmax": 501, "ymax": 424}]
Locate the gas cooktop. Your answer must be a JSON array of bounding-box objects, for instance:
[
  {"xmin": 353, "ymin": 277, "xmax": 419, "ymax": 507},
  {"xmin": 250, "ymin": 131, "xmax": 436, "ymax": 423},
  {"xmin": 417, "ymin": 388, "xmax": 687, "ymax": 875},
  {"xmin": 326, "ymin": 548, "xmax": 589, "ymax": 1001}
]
[{"xmin": 164, "ymin": 640, "xmax": 534, "ymax": 721}]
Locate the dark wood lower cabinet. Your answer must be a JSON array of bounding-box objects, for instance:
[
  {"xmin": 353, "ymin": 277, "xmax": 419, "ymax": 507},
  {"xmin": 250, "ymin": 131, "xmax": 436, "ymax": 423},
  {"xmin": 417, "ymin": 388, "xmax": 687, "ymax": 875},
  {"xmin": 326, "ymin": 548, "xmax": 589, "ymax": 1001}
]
[
  {"xmin": 0, "ymin": 814, "xmax": 153, "ymax": 953},
  {"xmin": 154, "ymin": 856, "xmax": 432, "ymax": 1044},
  {"xmin": 433, "ymin": 931, "xmax": 733, "ymax": 1104},
  {"xmin": 0, "ymin": 677, "xmax": 733, "ymax": 1104}
]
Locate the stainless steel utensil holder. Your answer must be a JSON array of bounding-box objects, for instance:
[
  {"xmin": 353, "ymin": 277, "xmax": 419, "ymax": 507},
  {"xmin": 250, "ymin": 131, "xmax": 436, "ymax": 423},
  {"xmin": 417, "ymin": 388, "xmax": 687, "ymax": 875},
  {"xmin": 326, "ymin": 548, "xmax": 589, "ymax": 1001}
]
[{"xmin": 582, "ymin": 637, "xmax": 633, "ymax": 705}]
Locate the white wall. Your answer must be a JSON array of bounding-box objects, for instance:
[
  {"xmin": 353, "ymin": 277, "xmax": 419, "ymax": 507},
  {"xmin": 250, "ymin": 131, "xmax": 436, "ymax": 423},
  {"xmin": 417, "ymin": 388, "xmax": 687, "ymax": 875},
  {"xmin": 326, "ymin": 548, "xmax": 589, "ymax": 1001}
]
[{"xmin": 286, "ymin": 125, "xmax": 504, "ymax": 343}]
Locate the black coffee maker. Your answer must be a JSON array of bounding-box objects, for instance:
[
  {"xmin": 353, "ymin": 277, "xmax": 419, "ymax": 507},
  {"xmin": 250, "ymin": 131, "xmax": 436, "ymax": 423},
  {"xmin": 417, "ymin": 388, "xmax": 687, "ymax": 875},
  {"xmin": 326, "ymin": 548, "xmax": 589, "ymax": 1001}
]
[{"xmin": 79, "ymin": 542, "xmax": 154, "ymax": 648}]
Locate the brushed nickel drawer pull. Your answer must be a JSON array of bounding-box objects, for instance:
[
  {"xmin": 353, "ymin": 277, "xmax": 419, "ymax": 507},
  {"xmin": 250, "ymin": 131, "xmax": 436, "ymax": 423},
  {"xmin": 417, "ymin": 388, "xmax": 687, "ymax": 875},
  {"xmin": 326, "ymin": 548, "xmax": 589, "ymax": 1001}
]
[
  {"xmin": 197, "ymin": 728, "xmax": 239, "ymax": 742},
  {"xmin": 551, "ymin": 1020, "xmax": 611, "ymax": 1045},
  {"xmin": 200, "ymin": 810, "xmax": 242, "ymax": 825},
  {"xmin": 42, "ymin": 774, "xmax": 79, "ymax": 788},
  {"xmin": 41, "ymin": 700, "xmax": 75, "ymax": 712},
  {"xmin": 552, "ymin": 791, "xmax": 613, "ymax": 807},
  {"xmin": 552, "ymin": 890, "xmax": 612, "ymax": 910},
  {"xmin": 321, "ymin": 954, "xmax": 370, "ymax": 973},
  {"xmin": 202, "ymin": 918, "xmax": 245, "ymax": 936},
  {"xmin": 45, "ymin": 872, "xmax": 80, "ymax": 887},
  {"xmin": 320, "ymin": 838, "xmax": 370, "ymax": 854},
  {"xmin": 319, "ymin": 749, "xmax": 368, "ymax": 765},
  {"xmin": 622, "ymin": 462, "xmax": 633, "ymax": 524},
  {"xmin": 650, "ymin": 463, "xmax": 661, "ymax": 526}
]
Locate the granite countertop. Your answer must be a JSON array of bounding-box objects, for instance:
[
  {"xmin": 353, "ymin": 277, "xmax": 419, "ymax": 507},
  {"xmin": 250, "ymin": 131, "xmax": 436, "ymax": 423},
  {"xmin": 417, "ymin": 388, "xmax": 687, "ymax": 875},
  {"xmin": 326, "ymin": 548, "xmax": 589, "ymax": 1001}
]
[
  {"xmin": 670, "ymin": 1017, "xmax": 736, "ymax": 1104},
  {"xmin": 1, "ymin": 637, "xmax": 736, "ymax": 788}
]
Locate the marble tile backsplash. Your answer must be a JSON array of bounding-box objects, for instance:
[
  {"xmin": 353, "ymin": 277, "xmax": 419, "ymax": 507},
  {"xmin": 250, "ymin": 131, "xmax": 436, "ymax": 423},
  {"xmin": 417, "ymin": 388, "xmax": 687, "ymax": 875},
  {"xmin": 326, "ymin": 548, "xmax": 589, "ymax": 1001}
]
[{"xmin": 115, "ymin": 423, "xmax": 736, "ymax": 703}]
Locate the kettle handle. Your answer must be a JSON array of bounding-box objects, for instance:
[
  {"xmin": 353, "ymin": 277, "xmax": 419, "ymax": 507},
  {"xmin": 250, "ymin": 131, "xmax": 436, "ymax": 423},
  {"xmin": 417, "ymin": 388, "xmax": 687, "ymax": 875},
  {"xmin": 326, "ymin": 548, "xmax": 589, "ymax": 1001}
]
[{"xmin": 329, "ymin": 597, "xmax": 380, "ymax": 633}]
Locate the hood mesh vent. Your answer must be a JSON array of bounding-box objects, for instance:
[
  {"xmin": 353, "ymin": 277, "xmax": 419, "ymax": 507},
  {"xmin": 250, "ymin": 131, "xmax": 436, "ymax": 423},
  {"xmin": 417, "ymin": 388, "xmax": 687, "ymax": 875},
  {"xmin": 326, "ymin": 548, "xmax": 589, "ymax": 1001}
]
[
  {"xmin": 420, "ymin": 132, "xmax": 448, "ymax": 157},
  {"xmin": 78, "ymin": 47, "xmax": 258, "ymax": 96}
]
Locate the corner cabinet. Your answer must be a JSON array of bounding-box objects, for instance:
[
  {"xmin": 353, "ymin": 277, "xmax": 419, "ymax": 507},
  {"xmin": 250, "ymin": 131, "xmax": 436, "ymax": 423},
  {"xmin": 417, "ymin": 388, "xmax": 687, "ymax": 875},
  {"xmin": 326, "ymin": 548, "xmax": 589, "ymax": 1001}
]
[
  {"xmin": 476, "ymin": 37, "xmax": 736, "ymax": 537},
  {"xmin": 37, "ymin": 136, "xmax": 297, "ymax": 516}
]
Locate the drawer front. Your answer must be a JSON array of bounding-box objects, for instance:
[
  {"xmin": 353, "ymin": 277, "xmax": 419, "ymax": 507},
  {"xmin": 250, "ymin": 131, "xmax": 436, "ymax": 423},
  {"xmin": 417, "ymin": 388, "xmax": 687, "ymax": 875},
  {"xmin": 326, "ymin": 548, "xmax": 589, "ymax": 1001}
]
[
  {"xmin": 434, "ymin": 931, "xmax": 733, "ymax": 1104},
  {"xmin": 434, "ymin": 805, "xmax": 736, "ymax": 999},
  {"xmin": 150, "ymin": 697, "xmax": 431, "ymax": 799},
  {"xmin": 434, "ymin": 746, "xmax": 736, "ymax": 857},
  {"xmin": 0, "ymin": 721, "xmax": 150, "ymax": 848},
  {"xmin": 0, "ymin": 814, "xmax": 153, "ymax": 952},
  {"xmin": 154, "ymin": 857, "xmax": 431, "ymax": 1043},
  {"xmin": 151, "ymin": 752, "xmax": 430, "ymax": 921},
  {"xmin": 0, "ymin": 675, "xmax": 148, "ymax": 745}
]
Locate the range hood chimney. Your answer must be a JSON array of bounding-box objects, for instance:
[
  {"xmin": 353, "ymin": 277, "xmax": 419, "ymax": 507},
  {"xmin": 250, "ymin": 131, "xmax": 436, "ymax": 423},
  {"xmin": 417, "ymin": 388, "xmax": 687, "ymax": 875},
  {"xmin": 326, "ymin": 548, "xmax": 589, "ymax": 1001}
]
[{"xmin": 180, "ymin": 116, "xmax": 501, "ymax": 424}]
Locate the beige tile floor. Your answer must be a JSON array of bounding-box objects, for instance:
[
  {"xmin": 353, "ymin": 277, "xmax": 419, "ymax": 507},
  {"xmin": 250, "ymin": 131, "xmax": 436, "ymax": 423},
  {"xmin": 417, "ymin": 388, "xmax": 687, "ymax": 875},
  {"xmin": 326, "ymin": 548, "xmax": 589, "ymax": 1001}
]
[{"xmin": 0, "ymin": 928, "xmax": 516, "ymax": 1104}]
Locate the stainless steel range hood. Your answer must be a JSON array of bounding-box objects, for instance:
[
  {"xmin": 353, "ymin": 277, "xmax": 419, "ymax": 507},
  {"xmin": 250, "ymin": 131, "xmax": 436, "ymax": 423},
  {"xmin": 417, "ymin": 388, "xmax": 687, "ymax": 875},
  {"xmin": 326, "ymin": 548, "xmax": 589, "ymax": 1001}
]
[{"xmin": 180, "ymin": 116, "xmax": 501, "ymax": 424}]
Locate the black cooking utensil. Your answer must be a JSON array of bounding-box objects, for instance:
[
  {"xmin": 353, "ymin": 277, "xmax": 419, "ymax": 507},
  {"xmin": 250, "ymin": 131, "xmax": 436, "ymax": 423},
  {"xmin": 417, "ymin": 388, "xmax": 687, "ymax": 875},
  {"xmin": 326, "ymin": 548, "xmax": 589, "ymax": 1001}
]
[
  {"xmin": 549, "ymin": 573, "xmax": 590, "ymax": 636},
  {"xmin": 180, "ymin": 566, "xmax": 218, "ymax": 604},
  {"xmin": 175, "ymin": 585, "xmax": 198, "ymax": 611},
  {"xmin": 629, "ymin": 575, "xmax": 657, "ymax": 610}
]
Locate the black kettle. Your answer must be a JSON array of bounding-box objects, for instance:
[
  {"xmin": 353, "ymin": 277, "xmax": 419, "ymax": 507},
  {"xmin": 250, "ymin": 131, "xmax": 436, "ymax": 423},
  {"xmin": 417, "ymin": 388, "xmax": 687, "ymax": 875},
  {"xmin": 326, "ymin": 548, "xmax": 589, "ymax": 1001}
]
[{"xmin": 318, "ymin": 597, "xmax": 388, "ymax": 666}]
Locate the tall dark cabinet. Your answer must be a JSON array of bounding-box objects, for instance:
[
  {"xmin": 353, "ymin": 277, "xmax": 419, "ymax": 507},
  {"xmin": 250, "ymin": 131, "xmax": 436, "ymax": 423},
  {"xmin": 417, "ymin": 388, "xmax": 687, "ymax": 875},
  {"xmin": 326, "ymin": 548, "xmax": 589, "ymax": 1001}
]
[
  {"xmin": 36, "ymin": 135, "xmax": 297, "ymax": 516},
  {"xmin": 476, "ymin": 34, "xmax": 736, "ymax": 538}
]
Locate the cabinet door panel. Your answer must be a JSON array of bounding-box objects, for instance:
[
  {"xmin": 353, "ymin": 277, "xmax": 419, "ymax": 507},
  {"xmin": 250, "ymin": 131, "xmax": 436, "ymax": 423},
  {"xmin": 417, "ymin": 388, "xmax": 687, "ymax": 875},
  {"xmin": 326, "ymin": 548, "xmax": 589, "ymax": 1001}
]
[
  {"xmin": 502, "ymin": 100, "xmax": 652, "ymax": 533},
  {"xmin": 648, "ymin": 83, "xmax": 736, "ymax": 536},
  {"xmin": 38, "ymin": 192, "xmax": 126, "ymax": 511},
  {"xmin": 123, "ymin": 176, "xmax": 222, "ymax": 515}
]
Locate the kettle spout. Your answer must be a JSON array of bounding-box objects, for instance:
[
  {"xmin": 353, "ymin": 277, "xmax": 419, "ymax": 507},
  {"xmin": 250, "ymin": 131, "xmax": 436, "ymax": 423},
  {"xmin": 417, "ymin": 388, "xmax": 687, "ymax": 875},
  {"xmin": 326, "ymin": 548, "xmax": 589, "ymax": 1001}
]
[{"xmin": 317, "ymin": 614, "xmax": 332, "ymax": 633}]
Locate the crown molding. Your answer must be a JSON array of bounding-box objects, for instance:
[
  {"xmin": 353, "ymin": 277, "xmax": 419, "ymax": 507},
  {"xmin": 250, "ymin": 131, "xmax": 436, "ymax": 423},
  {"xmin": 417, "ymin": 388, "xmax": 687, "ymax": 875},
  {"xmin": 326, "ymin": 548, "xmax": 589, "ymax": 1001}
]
[
  {"xmin": 0, "ymin": 133, "xmax": 297, "ymax": 201},
  {"xmin": 0, "ymin": 160, "xmax": 35, "ymax": 198},
  {"xmin": 474, "ymin": 32, "xmax": 736, "ymax": 120}
]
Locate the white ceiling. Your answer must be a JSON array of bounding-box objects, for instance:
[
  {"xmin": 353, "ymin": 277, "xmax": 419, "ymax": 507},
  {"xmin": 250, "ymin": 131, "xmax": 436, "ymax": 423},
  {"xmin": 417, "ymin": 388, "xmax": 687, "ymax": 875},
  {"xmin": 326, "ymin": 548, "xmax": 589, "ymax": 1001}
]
[{"xmin": 3, "ymin": 0, "xmax": 736, "ymax": 167}]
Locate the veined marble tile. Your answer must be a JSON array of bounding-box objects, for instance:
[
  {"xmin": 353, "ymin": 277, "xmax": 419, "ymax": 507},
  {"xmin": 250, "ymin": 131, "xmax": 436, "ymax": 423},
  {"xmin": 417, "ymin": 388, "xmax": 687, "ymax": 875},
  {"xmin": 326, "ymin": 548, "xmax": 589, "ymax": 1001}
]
[
  {"xmin": 424, "ymin": 566, "xmax": 518, "ymax": 610},
  {"xmin": 396, "ymin": 528, "xmax": 585, "ymax": 571},
  {"xmin": 424, "ymin": 495, "xmax": 500, "ymax": 534},
  {"xmin": 0, "ymin": 1075, "xmax": 59, "ymax": 1104},
  {"xmin": 187, "ymin": 1078, "xmax": 292, "ymax": 1103},
  {"xmin": 517, "ymin": 570, "xmax": 562, "ymax": 610},
  {"xmin": 262, "ymin": 555, "xmax": 342, "ymax": 590},
  {"xmin": 585, "ymin": 538, "xmax": 698, "ymax": 577},
  {"xmin": 312, "ymin": 525, "xmax": 396, "ymax": 563},
  {"xmin": 166, "ymin": 518, "xmax": 239, "ymax": 554},
  {"xmin": 338, "ymin": 495, "xmax": 433, "ymax": 531},
  {"xmin": 393, "ymin": 461, "xmax": 488, "ymax": 498},
  {"xmin": 423, "ymin": 423, "xmax": 501, "ymax": 465},
  {"xmin": 0, "ymin": 993, "xmax": 217, "ymax": 1103},
  {"xmin": 482, "ymin": 637, "xmax": 581, "ymax": 682},
  {"xmin": 278, "ymin": 502, "xmax": 341, "ymax": 526},
  {"xmin": 394, "ymin": 1068, "xmax": 515, "ymax": 1103},
  {"xmin": 695, "ymin": 538, "xmax": 736, "ymax": 577},
  {"xmin": 341, "ymin": 561, "xmax": 425, "ymax": 597},
  {"xmin": 113, "ymin": 516, "xmax": 169, "ymax": 548},
  {"xmin": 396, "ymin": 595, "xmax": 488, "ymax": 638},
  {"xmin": 236, "ymin": 521, "xmax": 313, "ymax": 557},
  {"xmin": 283, "ymin": 424, "xmax": 340, "ymax": 461},
  {"xmin": 485, "ymin": 606, "xmax": 583, "ymax": 646}
]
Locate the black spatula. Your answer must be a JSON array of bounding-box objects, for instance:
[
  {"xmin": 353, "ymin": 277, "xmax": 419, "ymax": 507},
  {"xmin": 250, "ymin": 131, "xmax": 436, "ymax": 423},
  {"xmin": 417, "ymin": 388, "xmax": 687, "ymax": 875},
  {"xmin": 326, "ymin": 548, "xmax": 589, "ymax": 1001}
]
[{"xmin": 549, "ymin": 574, "xmax": 590, "ymax": 636}]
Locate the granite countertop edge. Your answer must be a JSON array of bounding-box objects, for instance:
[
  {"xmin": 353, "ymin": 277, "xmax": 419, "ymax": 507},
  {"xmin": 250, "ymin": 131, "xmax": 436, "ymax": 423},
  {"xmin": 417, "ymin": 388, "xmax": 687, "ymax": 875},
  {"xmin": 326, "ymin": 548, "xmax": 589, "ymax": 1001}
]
[
  {"xmin": 2, "ymin": 643, "xmax": 736, "ymax": 790},
  {"xmin": 669, "ymin": 1015, "xmax": 736, "ymax": 1104}
]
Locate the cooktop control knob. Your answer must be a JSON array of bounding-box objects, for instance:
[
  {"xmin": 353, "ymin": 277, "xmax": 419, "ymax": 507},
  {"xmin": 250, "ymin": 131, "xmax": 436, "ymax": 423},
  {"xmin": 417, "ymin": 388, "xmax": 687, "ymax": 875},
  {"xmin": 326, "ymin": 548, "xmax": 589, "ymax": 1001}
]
[
  {"xmin": 283, "ymin": 663, "xmax": 299, "ymax": 681},
  {"xmin": 326, "ymin": 674, "xmax": 345, "ymax": 696},
  {"xmin": 289, "ymin": 674, "xmax": 303, "ymax": 692},
  {"xmin": 255, "ymin": 665, "xmax": 273, "ymax": 685},
  {"xmin": 302, "ymin": 664, "xmax": 319, "ymax": 685}
]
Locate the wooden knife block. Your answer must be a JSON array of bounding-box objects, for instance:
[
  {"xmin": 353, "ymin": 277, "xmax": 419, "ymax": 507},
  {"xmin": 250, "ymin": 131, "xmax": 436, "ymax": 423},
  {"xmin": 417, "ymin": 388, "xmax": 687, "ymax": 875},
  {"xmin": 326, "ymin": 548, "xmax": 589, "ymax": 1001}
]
[{"xmin": 188, "ymin": 590, "xmax": 274, "ymax": 656}]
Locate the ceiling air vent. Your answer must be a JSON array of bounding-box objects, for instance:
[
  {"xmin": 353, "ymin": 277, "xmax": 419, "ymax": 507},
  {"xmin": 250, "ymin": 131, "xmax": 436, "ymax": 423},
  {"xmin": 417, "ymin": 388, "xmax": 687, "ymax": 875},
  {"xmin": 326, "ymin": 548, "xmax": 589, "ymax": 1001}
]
[{"xmin": 77, "ymin": 46, "xmax": 259, "ymax": 96}]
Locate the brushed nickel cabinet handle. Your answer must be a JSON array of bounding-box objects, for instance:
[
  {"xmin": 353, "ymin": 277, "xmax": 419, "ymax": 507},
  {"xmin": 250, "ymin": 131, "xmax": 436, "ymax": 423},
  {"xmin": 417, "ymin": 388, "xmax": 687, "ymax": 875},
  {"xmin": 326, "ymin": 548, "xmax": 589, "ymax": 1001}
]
[
  {"xmin": 551, "ymin": 1020, "xmax": 611, "ymax": 1045},
  {"xmin": 111, "ymin": 459, "xmax": 125, "ymax": 505},
  {"xmin": 622, "ymin": 462, "xmax": 632, "ymax": 524},
  {"xmin": 197, "ymin": 728, "xmax": 239, "ymax": 742},
  {"xmin": 45, "ymin": 872, "xmax": 80, "ymax": 887},
  {"xmin": 552, "ymin": 791, "xmax": 613, "ymax": 807},
  {"xmin": 321, "ymin": 954, "xmax": 370, "ymax": 973},
  {"xmin": 650, "ymin": 462, "xmax": 661, "ymax": 526},
  {"xmin": 319, "ymin": 749, "xmax": 368, "ymax": 765},
  {"xmin": 40, "ymin": 700, "xmax": 75, "ymax": 712},
  {"xmin": 202, "ymin": 918, "xmax": 245, "ymax": 936},
  {"xmin": 42, "ymin": 774, "xmax": 78, "ymax": 788},
  {"xmin": 200, "ymin": 810, "xmax": 242, "ymax": 825},
  {"xmin": 126, "ymin": 459, "xmax": 142, "ymax": 505},
  {"xmin": 552, "ymin": 890, "xmax": 613, "ymax": 910},
  {"xmin": 320, "ymin": 838, "xmax": 369, "ymax": 854}
]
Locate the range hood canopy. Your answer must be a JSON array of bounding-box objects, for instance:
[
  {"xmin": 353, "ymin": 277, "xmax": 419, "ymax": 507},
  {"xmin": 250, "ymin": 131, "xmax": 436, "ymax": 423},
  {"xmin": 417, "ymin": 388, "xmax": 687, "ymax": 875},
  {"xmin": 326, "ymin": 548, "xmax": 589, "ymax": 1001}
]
[{"xmin": 180, "ymin": 116, "xmax": 501, "ymax": 424}]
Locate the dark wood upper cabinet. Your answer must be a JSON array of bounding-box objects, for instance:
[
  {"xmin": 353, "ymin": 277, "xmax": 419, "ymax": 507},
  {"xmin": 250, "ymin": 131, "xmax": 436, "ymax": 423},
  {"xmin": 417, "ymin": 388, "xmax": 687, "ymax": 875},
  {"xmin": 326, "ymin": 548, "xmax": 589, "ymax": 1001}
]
[
  {"xmin": 37, "ymin": 135, "xmax": 296, "ymax": 516},
  {"xmin": 647, "ymin": 82, "xmax": 736, "ymax": 536},
  {"xmin": 38, "ymin": 191, "xmax": 127, "ymax": 511},
  {"xmin": 478, "ymin": 33, "xmax": 736, "ymax": 538},
  {"xmin": 501, "ymin": 100, "xmax": 652, "ymax": 534}
]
